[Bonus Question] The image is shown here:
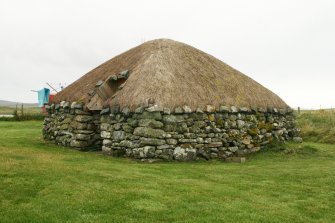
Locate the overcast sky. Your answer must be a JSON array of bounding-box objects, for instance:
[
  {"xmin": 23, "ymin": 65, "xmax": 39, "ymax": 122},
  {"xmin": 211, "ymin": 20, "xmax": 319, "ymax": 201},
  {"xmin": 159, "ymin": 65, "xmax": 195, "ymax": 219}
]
[{"xmin": 0, "ymin": 0, "xmax": 334, "ymax": 109}]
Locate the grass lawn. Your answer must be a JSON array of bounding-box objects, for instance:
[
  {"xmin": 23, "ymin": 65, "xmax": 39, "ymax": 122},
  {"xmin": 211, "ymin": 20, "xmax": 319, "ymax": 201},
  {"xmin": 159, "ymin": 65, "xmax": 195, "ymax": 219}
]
[
  {"xmin": 0, "ymin": 106, "xmax": 41, "ymax": 115},
  {"xmin": 0, "ymin": 121, "xmax": 334, "ymax": 223}
]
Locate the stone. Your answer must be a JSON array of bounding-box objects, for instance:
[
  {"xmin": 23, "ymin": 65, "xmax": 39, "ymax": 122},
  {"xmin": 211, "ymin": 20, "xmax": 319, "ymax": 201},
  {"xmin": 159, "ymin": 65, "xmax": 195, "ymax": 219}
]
[
  {"xmin": 173, "ymin": 147, "xmax": 196, "ymax": 161},
  {"xmin": 183, "ymin": 105, "xmax": 192, "ymax": 113},
  {"xmin": 110, "ymin": 105, "xmax": 120, "ymax": 114},
  {"xmin": 162, "ymin": 115, "xmax": 185, "ymax": 123},
  {"xmin": 135, "ymin": 106, "xmax": 144, "ymax": 114},
  {"xmin": 184, "ymin": 133, "xmax": 196, "ymax": 138},
  {"xmin": 157, "ymin": 145, "xmax": 173, "ymax": 150},
  {"xmin": 179, "ymin": 138, "xmax": 197, "ymax": 143},
  {"xmin": 146, "ymin": 105, "xmax": 160, "ymax": 112},
  {"xmin": 258, "ymin": 107, "xmax": 267, "ymax": 113},
  {"xmin": 60, "ymin": 123, "xmax": 69, "ymax": 130},
  {"xmin": 164, "ymin": 123, "xmax": 188, "ymax": 133},
  {"xmin": 140, "ymin": 137, "xmax": 166, "ymax": 146},
  {"xmin": 63, "ymin": 118, "xmax": 72, "ymax": 124},
  {"xmin": 138, "ymin": 119, "xmax": 164, "ymax": 129},
  {"xmin": 101, "ymin": 131, "xmax": 111, "ymax": 139},
  {"xmin": 231, "ymin": 106, "xmax": 238, "ymax": 113},
  {"xmin": 119, "ymin": 140, "xmax": 135, "ymax": 148},
  {"xmin": 75, "ymin": 115, "xmax": 93, "ymax": 123},
  {"xmin": 208, "ymin": 114, "xmax": 215, "ymax": 122},
  {"xmin": 237, "ymin": 120, "xmax": 245, "ymax": 129},
  {"xmin": 196, "ymin": 137, "xmax": 204, "ymax": 143},
  {"xmin": 265, "ymin": 133, "xmax": 272, "ymax": 138},
  {"xmin": 242, "ymin": 137, "xmax": 251, "ymax": 145},
  {"xmin": 275, "ymin": 130, "xmax": 284, "ymax": 137},
  {"xmin": 70, "ymin": 102, "xmax": 77, "ymax": 109},
  {"xmin": 114, "ymin": 123, "xmax": 122, "ymax": 130},
  {"xmin": 113, "ymin": 131, "xmax": 125, "ymax": 141},
  {"xmin": 197, "ymin": 149, "xmax": 210, "ymax": 160},
  {"xmin": 211, "ymin": 153, "xmax": 218, "ymax": 158},
  {"xmin": 74, "ymin": 130, "xmax": 94, "ymax": 134},
  {"xmin": 155, "ymin": 149, "xmax": 163, "ymax": 155},
  {"xmin": 190, "ymin": 121, "xmax": 205, "ymax": 133},
  {"xmin": 133, "ymin": 127, "xmax": 167, "ymax": 139},
  {"xmin": 164, "ymin": 133, "xmax": 172, "ymax": 138},
  {"xmin": 109, "ymin": 75, "xmax": 117, "ymax": 81},
  {"xmin": 293, "ymin": 137, "xmax": 303, "ymax": 143},
  {"xmin": 210, "ymin": 148, "xmax": 219, "ymax": 153},
  {"xmin": 213, "ymin": 127, "xmax": 221, "ymax": 133},
  {"xmin": 122, "ymin": 124, "xmax": 134, "ymax": 133},
  {"xmin": 63, "ymin": 101, "xmax": 70, "ymax": 108},
  {"xmin": 121, "ymin": 107, "xmax": 130, "ymax": 116},
  {"xmin": 247, "ymin": 144, "xmax": 254, "ymax": 149},
  {"xmin": 74, "ymin": 103, "xmax": 83, "ymax": 109},
  {"xmin": 100, "ymin": 123, "xmax": 111, "ymax": 131},
  {"xmin": 75, "ymin": 134, "xmax": 91, "ymax": 141},
  {"xmin": 115, "ymin": 114, "xmax": 124, "ymax": 122},
  {"xmin": 208, "ymin": 133, "xmax": 215, "ymax": 138},
  {"xmin": 143, "ymin": 146, "xmax": 156, "ymax": 158},
  {"xmin": 208, "ymin": 142, "xmax": 223, "ymax": 147},
  {"xmin": 163, "ymin": 108, "xmax": 171, "ymax": 114},
  {"xmin": 96, "ymin": 80, "xmax": 104, "ymax": 87},
  {"xmin": 239, "ymin": 107, "xmax": 250, "ymax": 113},
  {"xmin": 127, "ymin": 118, "xmax": 138, "ymax": 127},
  {"xmin": 175, "ymin": 107, "xmax": 183, "ymax": 114},
  {"xmin": 219, "ymin": 106, "xmax": 230, "ymax": 113},
  {"xmin": 166, "ymin": 138, "xmax": 178, "ymax": 145},
  {"xmin": 70, "ymin": 140, "xmax": 89, "ymax": 148},
  {"xmin": 229, "ymin": 115, "xmax": 237, "ymax": 121},
  {"xmin": 138, "ymin": 111, "xmax": 162, "ymax": 120},
  {"xmin": 102, "ymin": 146, "xmax": 112, "ymax": 154},
  {"xmin": 196, "ymin": 108, "xmax": 204, "ymax": 113},
  {"xmin": 206, "ymin": 105, "xmax": 216, "ymax": 113},
  {"xmin": 72, "ymin": 122, "xmax": 88, "ymax": 130},
  {"xmin": 228, "ymin": 146, "xmax": 239, "ymax": 152},
  {"xmin": 103, "ymin": 139, "xmax": 113, "ymax": 146},
  {"xmin": 119, "ymin": 70, "xmax": 129, "ymax": 78},
  {"xmin": 75, "ymin": 109, "xmax": 90, "ymax": 115},
  {"xmin": 226, "ymin": 157, "xmax": 246, "ymax": 163}
]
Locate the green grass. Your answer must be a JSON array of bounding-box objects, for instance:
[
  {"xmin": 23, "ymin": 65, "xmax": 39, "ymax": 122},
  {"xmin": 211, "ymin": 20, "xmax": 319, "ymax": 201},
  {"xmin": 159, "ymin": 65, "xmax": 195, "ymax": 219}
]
[
  {"xmin": 0, "ymin": 106, "xmax": 45, "ymax": 121},
  {"xmin": 0, "ymin": 106, "xmax": 41, "ymax": 115},
  {"xmin": 0, "ymin": 121, "xmax": 335, "ymax": 223},
  {"xmin": 297, "ymin": 109, "xmax": 335, "ymax": 144}
]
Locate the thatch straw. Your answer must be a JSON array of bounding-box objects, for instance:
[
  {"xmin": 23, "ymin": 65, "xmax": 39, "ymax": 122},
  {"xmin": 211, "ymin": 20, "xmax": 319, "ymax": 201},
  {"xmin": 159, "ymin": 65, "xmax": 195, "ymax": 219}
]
[{"xmin": 55, "ymin": 39, "xmax": 288, "ymax": 110}]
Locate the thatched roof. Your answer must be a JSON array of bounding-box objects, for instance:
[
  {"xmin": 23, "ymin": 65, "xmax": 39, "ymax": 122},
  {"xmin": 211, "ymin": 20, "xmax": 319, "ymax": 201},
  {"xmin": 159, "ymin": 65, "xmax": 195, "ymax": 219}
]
[{"xmin": 55, "ymin": 39, "xmax": 288, "ymax": 110}]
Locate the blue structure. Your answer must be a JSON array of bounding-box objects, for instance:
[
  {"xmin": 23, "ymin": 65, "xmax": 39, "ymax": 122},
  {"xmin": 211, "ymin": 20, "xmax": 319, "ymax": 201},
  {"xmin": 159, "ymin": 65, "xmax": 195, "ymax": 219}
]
[{"xmin": 37, "ymin": 88, "xmax": 50, "ymax": 107}]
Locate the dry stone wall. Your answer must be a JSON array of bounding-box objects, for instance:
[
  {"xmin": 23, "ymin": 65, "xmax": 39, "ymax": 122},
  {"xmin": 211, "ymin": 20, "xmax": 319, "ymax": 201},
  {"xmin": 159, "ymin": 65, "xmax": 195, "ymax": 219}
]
[
  {"xmin": 43, "ymin": 103, "xmax": 301, "ymax": 160},
  {"xmin": 43, "ymin": 102, "xmax": 101, "ymax": 150},
  {"xmin": 99, "ymin": 105, "xmax": 300, "ymax": 161}
]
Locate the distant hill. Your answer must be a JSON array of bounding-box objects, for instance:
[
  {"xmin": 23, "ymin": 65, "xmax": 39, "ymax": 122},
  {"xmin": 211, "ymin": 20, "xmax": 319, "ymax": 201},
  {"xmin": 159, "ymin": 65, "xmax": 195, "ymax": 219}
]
[{"xmin": 0, "ymin": 100, "xmax": 38, "ymax": 107}]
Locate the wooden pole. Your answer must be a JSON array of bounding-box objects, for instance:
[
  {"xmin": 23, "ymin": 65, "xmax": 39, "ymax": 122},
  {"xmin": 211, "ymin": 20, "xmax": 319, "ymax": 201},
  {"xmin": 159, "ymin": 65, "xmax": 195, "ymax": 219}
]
[{"xmin": 46, "ymin": 83, "xmax": 58, "ymax": 93}]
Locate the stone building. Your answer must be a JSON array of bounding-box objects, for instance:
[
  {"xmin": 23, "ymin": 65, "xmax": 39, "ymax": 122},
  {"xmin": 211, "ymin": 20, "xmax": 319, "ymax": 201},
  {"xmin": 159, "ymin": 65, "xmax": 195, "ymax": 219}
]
[{"xmin": 43, "ymin": 39, "xmax": 300, "ymax": 161}]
